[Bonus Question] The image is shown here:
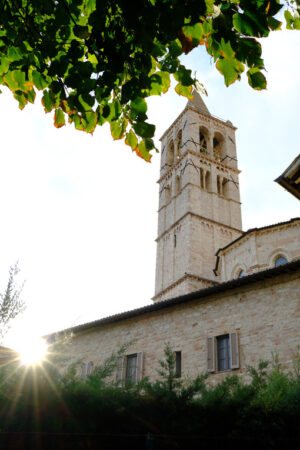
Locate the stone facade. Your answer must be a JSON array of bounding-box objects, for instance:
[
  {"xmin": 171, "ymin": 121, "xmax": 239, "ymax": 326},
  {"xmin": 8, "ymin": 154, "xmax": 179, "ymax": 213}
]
[
  {"xmin": 51, "ymin": 92, "xmax": 300, "ymax": 385},
  {"xmin": 153, "ymin": 93, "xmax": 242, "ymax": 302},
  {"xmin": 61, "ymin": 264, "xmax": 300, "ymax": 383},
  {"xmin": 215, "ymin": 218, "xmax": 300, "ymax": 281}
]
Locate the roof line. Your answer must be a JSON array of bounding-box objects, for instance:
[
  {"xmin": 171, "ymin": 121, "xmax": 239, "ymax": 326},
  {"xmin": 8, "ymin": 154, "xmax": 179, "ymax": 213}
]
[
  {"xmin": 48, "ymin": 259, "xmax": 300, "ymax": 338},
  {"xmin": 214, "ymin": 217, "xmax": 300, "ymax": 274}
]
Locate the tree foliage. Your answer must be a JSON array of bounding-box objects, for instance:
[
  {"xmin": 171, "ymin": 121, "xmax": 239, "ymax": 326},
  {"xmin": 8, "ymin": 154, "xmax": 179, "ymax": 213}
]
[
  {"xmin": 0, "ymin": 0, "xmax": 299, "ymax": 161},
  {"xmin": 0, "ymin": 263, "xmax": 25, "ymax": 340},
  {"xmin": 1, "ymin": 346, "xmax": 300, "ymax": 448}
]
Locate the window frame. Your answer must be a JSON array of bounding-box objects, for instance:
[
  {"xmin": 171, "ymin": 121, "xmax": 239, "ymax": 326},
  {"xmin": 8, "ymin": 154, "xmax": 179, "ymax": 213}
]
[
  {"xmin": 207, "ymin": 332, "xmax": 239, "ymax": 373},
  {"xmin": 116, "ymin": 352, "xmax": 144, "ymax": 385}
]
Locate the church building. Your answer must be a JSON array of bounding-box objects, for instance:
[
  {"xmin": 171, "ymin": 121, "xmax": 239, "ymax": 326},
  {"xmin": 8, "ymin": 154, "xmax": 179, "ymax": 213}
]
[{"xmin": 53, "ymin": 93, "xmax": 300, "ymax": 384}]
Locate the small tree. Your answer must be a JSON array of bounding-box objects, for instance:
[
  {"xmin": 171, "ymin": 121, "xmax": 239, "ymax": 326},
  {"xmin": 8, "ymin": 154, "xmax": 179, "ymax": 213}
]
[{"xmin": 0, "ymin": 263, "xmax": 25, "ymax": 341}]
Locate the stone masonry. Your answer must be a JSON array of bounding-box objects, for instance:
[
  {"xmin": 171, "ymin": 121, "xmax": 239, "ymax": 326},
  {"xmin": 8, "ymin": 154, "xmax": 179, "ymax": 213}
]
[{"xmin": 153, "ymin": 92, "xmax": 242, "ymax": 302}]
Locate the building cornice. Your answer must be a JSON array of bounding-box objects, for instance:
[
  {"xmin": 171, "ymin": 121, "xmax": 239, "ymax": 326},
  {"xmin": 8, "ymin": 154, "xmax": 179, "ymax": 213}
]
[
  {"xmin": 47, "ymin": 259, "xmax": 300, "ymax": 339},
  {"xmin": 157, "ymin": 149, "xmax": 240, "ymax": 184},
  {"xmin": 160, "ymin": 105, "xmax": 236, "ymax": 141},
  {"xmin": 156, "ymin": 211, "xmax": 242, "ymax": 242},
  {"xmin": 152, "ymin": 273, "xmax": 218, "ymax": 302},
  {"xmin": 214, "ymin": 217, "xmax": 300, "ymax": 274}
]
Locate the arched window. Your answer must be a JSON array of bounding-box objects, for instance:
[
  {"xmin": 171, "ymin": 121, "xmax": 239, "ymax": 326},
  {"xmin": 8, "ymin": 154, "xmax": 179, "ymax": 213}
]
[
  {"xmin": 222, "ymin": 178, "xmax": 229, "ymax": 198},
  {"xmin": 199, "ymin": 126, "xmax": 209, "ymax": 155},
  {"xmin": 217, "ymin": 175, "xmax": 221, "ymax": 195},
  {"xmin": 176, "ymin": 130, "xmax": 182, "ymax": 158},
  {"xmin": 213, "ymin": 132, "xmax": 224, "ymax": 161},
  {"xmin": 238, "ymin": 269, "xmax": 245, "ymax": 278},
  {"xmin": 165, "ymin": 185, "xmax": 171, "ymax": 205},
  {"xmin": 205, "ymin": 170, "xmax": 211, "ymax": 191},
  {"xmin": 275, "ymin": 256, "xmax": 288, "ymax": 267},
  {"xmin": 167, "ymin": 141, "xmax": 174, "ymax": 166}
]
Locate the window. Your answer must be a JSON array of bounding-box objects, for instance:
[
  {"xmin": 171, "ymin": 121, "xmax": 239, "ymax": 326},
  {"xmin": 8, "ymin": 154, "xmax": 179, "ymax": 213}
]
[
  {"xmin": 175, "ymin": 351, "xmax": 181, "ymax": 378},
  {"xmin": 116, "ymin": 352, "xmax": 144, "ymax": 385},
  {"xmin": 217, "ymin": 335, "xmax": 230, "ymax": 371},
  {"xmin": 126, "ymin": 354, "xmax": 138, "ymax": 383},
  {"xmin": 275, "ymin": 256, "xmax": 288, "ymax": 267},
  {"xmin": 167, "ymin": 141, "xmax": 174, "ymax": 165},
  {"xmin": 81, "ymin": 361, "xmax": 94, "ymax": 378},
  {"xmin": 207, "ymin": 332, "xmax": 239, "ymax": 372},
  {"xmin": 165, "ymin": 185, "xmax": 171, "ymax": 205},
  {"xmin": 238, "ymin": 269, "xmax": 245, "ymax": 278}
]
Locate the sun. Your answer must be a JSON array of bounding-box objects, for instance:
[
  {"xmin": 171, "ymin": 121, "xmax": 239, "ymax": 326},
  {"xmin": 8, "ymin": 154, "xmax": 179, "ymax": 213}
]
[{"xmin": 17, "ymin": 337, "xmax": 48, "ymax": 366}]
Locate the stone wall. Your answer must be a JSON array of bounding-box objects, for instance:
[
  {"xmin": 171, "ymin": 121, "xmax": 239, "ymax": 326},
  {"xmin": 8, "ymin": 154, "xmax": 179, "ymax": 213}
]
[
  {"xmin": 217, "ymin": 219, "xmax": 300, "ymax": 281},
  {"xmin": 61, "ymin": 269, "xmax": 300, "ymax": 384}
]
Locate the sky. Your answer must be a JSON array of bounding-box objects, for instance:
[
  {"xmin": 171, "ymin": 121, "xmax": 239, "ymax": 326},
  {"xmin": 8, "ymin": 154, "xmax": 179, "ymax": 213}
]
[{"xmin": 1, "ymin": 27, "xmax": 299, "ymax": 350}]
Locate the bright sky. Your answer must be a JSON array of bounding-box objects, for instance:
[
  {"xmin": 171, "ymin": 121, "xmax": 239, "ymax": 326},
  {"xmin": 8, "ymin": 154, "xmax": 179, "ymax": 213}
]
[{"xmin": 1, "ymin": 28, "xmax": 299, "ymax": 350}]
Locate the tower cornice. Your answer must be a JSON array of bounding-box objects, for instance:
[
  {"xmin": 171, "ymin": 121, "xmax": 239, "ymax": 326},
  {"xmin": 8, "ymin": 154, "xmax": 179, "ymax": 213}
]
[
  {"xmin": 157, "ymin": 149, "xmax": 240, "ymax": 184},
  {"xmin": 155, "ymin": 212, "xmax": 242, "ymax": 242},
  {"xmin": 160, "ymin": 105, "xmax": 237, "ymax": 142}
]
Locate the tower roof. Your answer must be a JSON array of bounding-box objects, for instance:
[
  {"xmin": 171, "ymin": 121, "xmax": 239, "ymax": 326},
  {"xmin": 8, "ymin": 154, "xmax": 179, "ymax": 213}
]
[{"xmin": 187, "ymin": 90, "xmax": 210, "ymax": 116}]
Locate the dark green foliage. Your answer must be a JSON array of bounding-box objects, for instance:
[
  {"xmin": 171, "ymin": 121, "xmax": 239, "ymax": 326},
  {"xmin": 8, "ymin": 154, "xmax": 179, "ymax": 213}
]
[
  {"xmin": 0, "ymin": 0, "xmax": 298, "ymax": 161},
  {"xmin": 1, "ymin": 344, "xmax": 300, "ymax": 448}
]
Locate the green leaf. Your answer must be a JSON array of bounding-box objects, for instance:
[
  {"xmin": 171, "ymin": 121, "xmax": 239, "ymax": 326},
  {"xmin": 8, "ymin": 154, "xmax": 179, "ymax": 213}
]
[
  {"xmin": 32, "ymin": 71, "xmax": 48, "ymax": 90},
  {"xmin": 182, "ymin": 23, "xmax": 204, "ymax": 44},
  {"xmin": 133, "ymin": 121, "xmax": 155, "ymax": 138},
  {"xmin": 42, "ymin": 90, "xmax": 54, "ymax": 113},
  {"xmin": 216, "ymin": 40, "xmax": 244, "ymax": 86},
  {"xmin": 84, "ymin": 111, "xmax": 98, "ymax": 133},
  {"xmin": 294, "ymin": 17, "xmax": 300, "ymax": 30},
  {"xmin": 168, "ymin": 39, "xmax": 182, "ymax": 57},
  {"xmin": 54, "ymin": 108, "xmax": 65, "ymax": 128},
  {"xmin": 110, "ymin": 117, "xmax": 127, "ymax": 140},
  {"xmin": 149, "ymin": 71, "xmax": 170, "ymax": 95},
  {"xmin": 27, "ymin": 89, "xmax": 36, "ymax": 104},
  {"xmin": 4, "ymin": 70, "xmax": 32, "ymax": 92},
  {"xmin": 125, "ymin": 130, "xmax": 138, "ymax": 150},
  {"xmin": 78, "ymin": 94, "xmax": 95, "ymax": 111},
  {"xmin": 174, "ymin": 65, "xmax": 194, "ymax": 86},
  {"xmin": 135, "ymin": 140, "xmax": 152, "ymax": 162},
  {"xmin": 233, "ymin": 13, "xmax": 255, "ymax": 35},
  {"xmin": 247, "ymin": 68, "xmax": 267, "ymax": 90},
  {"xmin": 130, "ymin": 97, "xmax": 147, "ymax": 114},
  {"xmin": 267, "ymin": 17, "xmax": 282, "ymax": 31},
  {"xmin": 7, "ymin": 46, "xmax": 23, "ymax": 62},
  {"xmin": 106, "ymin": 98, "xmax": 122, "ymax": 122},
  {"xmin": 175, "ymin": 83, "xmax": 193, "ymax": 99},
  {"xmin": 0, "ymin": 56, "xmax": 10, "ymax": 75},
  {"xmin": 284, "ymin": 10, "xmax": 294, "ymax": 29},
  {"xmin": 13, "ymin": 91, "xmax": 28, "ymax": 110}
]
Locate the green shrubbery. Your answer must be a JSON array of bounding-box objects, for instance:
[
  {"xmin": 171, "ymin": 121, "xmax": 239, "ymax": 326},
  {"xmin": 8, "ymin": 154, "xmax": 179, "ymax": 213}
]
[{"xmin": 1, "ymin": 344, "xmax": 300, "ymax": 448}]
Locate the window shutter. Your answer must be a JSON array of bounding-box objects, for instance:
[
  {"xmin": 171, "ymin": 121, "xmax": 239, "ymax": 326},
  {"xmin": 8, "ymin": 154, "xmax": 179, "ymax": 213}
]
[
  {"xmin": 136, "ymin": 352, "xmax": 144, "ymax": 382},
  {"xmin": 230, "ymin": 332, "xmax": 239, "ymax": 369},
  {"xmin": 81, "ymin": 362, "xmax": 87, "ymax": 378},
  {"xmin": 207, "ymin": 337, "xmax": 215, "ymax": 372},
  {"xmin": 87, "ymin": 361, "xmax": 94, "ymax": 376},
  {"xmin": 116, "ymin": 356, "xmax": 125, "ymax": 384}
]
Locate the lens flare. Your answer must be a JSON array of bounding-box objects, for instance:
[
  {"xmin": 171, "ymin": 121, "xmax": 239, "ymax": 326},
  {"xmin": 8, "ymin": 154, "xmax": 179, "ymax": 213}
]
[{"xmin": 17, "ymin": 337, "xmax": 48, "ymax": 365}]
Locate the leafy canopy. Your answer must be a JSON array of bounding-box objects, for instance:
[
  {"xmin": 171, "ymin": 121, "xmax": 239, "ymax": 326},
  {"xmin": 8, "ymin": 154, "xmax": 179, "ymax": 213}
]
[{"xmin": 0, "ymin": 0, "xmax": 298, "ymax": 161}]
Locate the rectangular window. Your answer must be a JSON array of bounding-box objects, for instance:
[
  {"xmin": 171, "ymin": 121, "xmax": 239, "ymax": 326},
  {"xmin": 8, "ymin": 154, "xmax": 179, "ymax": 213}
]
[
  {"xmin": 175, "ymin": 351, "xmax": 181, "ymax": 377},
  {"xmin": 207, "ymin": 332, "xmax": 239, "ymax": 373},
  {"xmin": 126, "ymin": 353, "xmax": 138, "ymax": 384},
  {"xmin": 217, "ymin": 335, "xmax": 230, "ymax": 371},
  {"xmin": 116, "ymin": 352, "xmax": 144, "ymax": 385}
]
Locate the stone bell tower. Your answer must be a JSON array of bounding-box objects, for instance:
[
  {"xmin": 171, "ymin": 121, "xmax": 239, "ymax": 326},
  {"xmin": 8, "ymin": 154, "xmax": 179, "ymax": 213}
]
[{"xmin": 153, "ymin": 91, "xmax": 243, "ymax": 303}]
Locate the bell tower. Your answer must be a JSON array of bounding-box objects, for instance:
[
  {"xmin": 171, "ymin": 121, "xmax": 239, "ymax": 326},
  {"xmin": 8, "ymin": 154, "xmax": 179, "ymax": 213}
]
[{"xmin": 153, "ymin": 91, "xmax": 243, "ymax": 302}]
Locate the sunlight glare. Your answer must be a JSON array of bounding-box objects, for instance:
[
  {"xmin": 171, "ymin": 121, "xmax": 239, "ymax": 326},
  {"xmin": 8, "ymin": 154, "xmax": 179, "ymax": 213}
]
[{"xmin": 17, "ymin": 337, "xmax": 48, "ymax": 366}]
